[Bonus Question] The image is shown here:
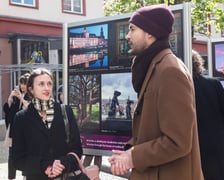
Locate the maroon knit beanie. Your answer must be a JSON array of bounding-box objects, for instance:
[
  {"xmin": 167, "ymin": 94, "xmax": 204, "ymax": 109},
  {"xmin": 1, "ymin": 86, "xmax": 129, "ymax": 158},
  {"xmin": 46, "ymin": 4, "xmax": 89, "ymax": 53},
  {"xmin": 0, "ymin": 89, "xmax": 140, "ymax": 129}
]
[{"xmin": 129, "ymin": 4, "xmax": 174, "ymax": 39}]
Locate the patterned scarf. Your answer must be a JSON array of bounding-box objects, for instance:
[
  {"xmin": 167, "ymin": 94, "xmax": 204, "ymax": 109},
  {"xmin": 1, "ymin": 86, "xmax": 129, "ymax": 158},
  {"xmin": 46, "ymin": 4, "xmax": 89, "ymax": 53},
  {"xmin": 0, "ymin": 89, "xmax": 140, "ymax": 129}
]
[
  {"xmin": 131, "ymin": 39, "xmax": 171, "ymax": 96},
  {"xmin": 32, "ymin": 97, "xmax": 55, "ymax": 129}
]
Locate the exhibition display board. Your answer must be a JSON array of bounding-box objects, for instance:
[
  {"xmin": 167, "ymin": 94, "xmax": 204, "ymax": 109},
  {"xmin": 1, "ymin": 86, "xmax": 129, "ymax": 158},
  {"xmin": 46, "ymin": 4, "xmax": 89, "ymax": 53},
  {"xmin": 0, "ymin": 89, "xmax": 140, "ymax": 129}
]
[{"xmin": 64, "ymin": 3, "xmax": 192, "ymax": 156}]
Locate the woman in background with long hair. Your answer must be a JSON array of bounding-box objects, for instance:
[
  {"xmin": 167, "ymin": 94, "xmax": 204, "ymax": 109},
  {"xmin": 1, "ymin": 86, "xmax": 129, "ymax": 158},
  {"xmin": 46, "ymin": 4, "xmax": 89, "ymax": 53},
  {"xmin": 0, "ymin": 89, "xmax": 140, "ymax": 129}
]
[{"xmin": 4, "ymin": 73, "xmax": 30, "ymax": 180}]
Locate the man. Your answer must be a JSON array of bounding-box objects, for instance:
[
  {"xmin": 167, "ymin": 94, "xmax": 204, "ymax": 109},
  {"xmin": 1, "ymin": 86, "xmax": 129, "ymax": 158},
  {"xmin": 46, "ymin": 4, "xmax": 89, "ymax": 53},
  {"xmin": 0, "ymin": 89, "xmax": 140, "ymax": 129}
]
[{"xmin": 108, "ymin": 4, "xmax": 204, "ymax": 180}]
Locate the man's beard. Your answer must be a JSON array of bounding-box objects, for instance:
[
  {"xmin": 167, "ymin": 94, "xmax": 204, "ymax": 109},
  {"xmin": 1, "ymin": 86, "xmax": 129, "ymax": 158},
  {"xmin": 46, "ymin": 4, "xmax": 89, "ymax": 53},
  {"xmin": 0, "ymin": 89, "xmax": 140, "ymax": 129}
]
[{"xmin": 128, "ymin": 48, "xmax": 142, "ymax": 56}]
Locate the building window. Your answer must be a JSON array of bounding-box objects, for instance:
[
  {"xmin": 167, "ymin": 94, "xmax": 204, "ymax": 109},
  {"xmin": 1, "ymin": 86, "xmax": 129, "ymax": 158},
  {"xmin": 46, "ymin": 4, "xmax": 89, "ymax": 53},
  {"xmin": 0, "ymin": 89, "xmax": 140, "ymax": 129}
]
[
  {"xmin": 10, "ymin": 0, "xmax": 37, "ymax": 8},
  {"xmin": 63, "ymin": 0, "xmax": 85, "ymax": 15},
  {"xmin": 20, "ymin": 40, "xmax": 49, "ymax": 64},
  {"xmin": 117, "ymin": 22, "xmax": 129, "ymax": 58}
]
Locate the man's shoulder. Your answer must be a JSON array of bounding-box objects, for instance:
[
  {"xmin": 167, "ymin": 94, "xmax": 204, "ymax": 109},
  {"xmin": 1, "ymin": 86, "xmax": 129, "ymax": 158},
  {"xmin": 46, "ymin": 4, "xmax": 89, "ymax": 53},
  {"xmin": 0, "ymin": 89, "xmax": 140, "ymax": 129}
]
[
  {"xmin": 155, "ymin": 50, "xmax": 188, "ymax": 72},
  {"xmin": 154, "ymin": 49, "xmax": 173, "ymax": 61}
]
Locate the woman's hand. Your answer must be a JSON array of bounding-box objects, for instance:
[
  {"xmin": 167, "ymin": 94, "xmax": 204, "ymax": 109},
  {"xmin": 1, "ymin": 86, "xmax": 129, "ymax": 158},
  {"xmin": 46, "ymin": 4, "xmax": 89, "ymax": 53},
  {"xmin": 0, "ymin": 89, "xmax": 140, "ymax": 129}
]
[
  {"xmin": 45, "ymin": 160, "xmax": 65, "ymax": 178},
  {"xmin": 8, "ymin": 88, "xmax": 21, "ymax": 107},
  {"xmin": 21, "ymin": 99, "xmax": 29, "ymax": 108},
  {"xmin": 13, "ymin": 88, "xmax": 22, "ymax": 99}
]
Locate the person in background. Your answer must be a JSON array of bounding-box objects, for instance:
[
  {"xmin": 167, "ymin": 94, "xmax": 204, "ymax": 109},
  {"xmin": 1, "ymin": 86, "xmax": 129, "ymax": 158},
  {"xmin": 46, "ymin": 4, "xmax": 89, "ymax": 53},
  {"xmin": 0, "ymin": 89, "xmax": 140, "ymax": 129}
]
[
  {"xmin": 108, "ymin": 4, "xmax": 204, "ymax": 180},
  {"xmin": 192, "ymin": 50, "xmax": 224, "ymax": 180},
  {"xmin": 11, "ymin": 68, "xmax": 83, "ymax": 180},
  {"xmin": 57, "ymin": 85, "xmax": 63, "ymax": 104},
  {"xmin": 3, "ymin": 73, "xmax": 30, "ymax": 180}
]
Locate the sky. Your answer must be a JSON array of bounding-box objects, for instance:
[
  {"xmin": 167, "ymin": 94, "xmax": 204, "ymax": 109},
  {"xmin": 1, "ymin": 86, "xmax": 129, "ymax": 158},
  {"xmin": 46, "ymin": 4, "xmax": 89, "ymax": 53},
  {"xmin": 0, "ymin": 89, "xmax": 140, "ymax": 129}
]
[
  {"xmin": 69, "ymin": 24, "xmax": 108, "ymax": 38},
  {"xmin": 101, "ymin": 72, "xmax": 137, "ymax": 101}
]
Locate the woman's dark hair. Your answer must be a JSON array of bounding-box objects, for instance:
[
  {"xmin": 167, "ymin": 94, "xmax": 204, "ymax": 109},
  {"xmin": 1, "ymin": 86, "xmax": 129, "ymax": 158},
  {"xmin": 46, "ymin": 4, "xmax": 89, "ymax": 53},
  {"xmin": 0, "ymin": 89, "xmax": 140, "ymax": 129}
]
[
  {"xmin": 18, "ymin": 73, "xmax": 30, "ymax": 92},
  {"xmin": 19, "ymin": 73, "xmax": 30, "ymax": 85},
  {"xmin": 192, "ymin": 50, "xmax": 205, "ymax": 78},
  {"xmin": 57, "ymin": 85, "xmax": 63, "ymax": 104},
  {"xmin": 27, "ymin": 68, "xmax": 53, "ymax": 97}
]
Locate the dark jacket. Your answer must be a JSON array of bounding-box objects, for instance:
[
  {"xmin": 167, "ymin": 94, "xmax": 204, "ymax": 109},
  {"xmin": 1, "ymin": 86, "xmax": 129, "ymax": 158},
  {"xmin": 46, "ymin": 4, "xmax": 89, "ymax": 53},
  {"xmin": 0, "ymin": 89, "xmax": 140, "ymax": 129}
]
[
  {"xmin": 3, "ymin": 93, "xmax": 30, "ymax": 137},
  {"xmin": 194, "ymin": 76, "xmax": 224, "ymax": 179},
  {"xmin": 12, "ymin": 102, "xmax": 83, "ymax": 180}
]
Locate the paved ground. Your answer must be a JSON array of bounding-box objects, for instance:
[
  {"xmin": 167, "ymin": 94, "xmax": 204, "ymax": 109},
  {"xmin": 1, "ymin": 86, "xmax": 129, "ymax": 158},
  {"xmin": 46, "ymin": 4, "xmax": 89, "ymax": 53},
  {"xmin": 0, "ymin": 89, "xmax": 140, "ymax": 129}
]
[{"xmin": 0, "ymin": 120, "xmax": 128, "ymax": 180}]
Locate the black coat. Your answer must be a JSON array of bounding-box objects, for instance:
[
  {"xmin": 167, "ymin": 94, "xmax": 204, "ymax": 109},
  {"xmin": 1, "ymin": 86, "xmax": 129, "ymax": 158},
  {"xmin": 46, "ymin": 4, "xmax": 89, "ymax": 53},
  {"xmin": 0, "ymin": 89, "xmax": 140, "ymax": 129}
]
[
  {"xmin": 194, "ymin": 76, "xmax": 224, "ymax": 179},
  {"xmin": 3, "ymin": 93, "xmax": 30, "ymax": 136},
  {"xmin": 12, "ymin": 102, "xmax": 83, "ymax": 180}
]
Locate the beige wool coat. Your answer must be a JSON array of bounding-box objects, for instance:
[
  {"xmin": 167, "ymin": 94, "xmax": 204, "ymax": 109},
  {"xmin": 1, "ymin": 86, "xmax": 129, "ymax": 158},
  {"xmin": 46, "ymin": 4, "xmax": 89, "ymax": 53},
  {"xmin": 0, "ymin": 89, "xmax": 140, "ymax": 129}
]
[{"xmin": 128, "ymin": 49, "xmax": 204, "ymax": 180}]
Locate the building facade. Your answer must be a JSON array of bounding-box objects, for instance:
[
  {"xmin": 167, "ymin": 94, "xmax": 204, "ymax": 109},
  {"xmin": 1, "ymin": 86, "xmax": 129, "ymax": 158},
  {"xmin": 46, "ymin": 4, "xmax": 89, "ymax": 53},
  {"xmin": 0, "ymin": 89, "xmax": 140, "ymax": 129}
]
[{"xmin": 0, "ymin": 0, "xmax": 104, "ymax": 119}]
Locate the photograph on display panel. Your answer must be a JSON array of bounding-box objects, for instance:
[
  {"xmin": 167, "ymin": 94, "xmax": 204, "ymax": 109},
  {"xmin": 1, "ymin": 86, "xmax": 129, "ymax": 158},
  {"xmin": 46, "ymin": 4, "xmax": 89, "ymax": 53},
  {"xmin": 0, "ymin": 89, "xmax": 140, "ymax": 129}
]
[
  {"xmin": 68, "ymin": 73, "xmax": 101, "ymax": 133},
  {"xmin": 212, "ymin": 41, "xmax": 224, "ymax": 78},
  {"xmin": 169, "ymin": 9, "xmax": 184, "ymax": 61},
  {"xmin": 68, "ymin": 72, "xmax": 137, "ymax": 155},
  {"xmin": 107, "ymin": 20, "xmax": 132, "ymax": 69},
  {"xmin": 68, "ymin": 24, "xmax": 108, "ymax": 70},
  {"xmin": 101, "ymin": 72, "xmax": 137, "ymax": 136}
]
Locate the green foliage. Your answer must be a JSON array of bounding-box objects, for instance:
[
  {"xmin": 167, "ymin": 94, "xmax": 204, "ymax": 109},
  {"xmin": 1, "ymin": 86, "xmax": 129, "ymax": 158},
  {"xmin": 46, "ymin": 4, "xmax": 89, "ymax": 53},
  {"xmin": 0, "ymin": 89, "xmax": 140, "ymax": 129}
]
[
  {"xmin": 72, "ymin": 104, "xmax": 99, "ymax": 122},
  {"xmin": 91, "ymin": 105, "xmax": 100, "ymax": 121},
  {"xmin": 191, "ymin": 0, "xmax": 224, "ymax": 36},
  {"xmin": 103, "ymin": 0, "xmax": 224, "ymax": 36},
  {"xmin": 103, "ymin": 0, "xmax": 161, "ymax": 16}
]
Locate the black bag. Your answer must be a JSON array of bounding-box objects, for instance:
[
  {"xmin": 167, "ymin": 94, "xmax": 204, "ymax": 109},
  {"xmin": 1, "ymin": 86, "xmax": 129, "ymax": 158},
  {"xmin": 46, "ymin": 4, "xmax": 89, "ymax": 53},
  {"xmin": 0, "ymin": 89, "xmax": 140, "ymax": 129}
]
[
  {"xmin": 60, "ymin": 105, "xmax": 99, "ymax": 180},
  {"xmin": 63, "ymin": 171, "xmax": 90, "ymax": 180},
  {"xmin": 62, "ymin": 152, "xmax": 99, "ymax": 180}
]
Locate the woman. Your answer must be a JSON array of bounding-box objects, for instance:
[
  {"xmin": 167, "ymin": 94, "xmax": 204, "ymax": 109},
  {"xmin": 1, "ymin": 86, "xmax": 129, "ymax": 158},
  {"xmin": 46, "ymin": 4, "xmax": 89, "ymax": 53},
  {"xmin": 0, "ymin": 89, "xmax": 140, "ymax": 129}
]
[
  {"xmin": 11, "ymin": 68, "xmax": 83, "ymax": 180},
  {"xmin": 3, "ymin": 73, "xmax": 30, "ymax": 180},
  {"xmin": 192, "ymin": 50, "xmax": 224, "ymax": 179},
  {"xmin": 4, "ymin": 73, "xmax": 30, "ymax": 134}
]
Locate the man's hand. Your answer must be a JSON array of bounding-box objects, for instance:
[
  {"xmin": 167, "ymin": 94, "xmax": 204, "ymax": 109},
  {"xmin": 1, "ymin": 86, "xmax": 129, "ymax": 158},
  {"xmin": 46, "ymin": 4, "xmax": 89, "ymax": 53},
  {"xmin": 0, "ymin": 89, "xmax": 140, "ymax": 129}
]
[{"xmin": 108, "ymin": 148, "xmax": 134, "ymax": 175}]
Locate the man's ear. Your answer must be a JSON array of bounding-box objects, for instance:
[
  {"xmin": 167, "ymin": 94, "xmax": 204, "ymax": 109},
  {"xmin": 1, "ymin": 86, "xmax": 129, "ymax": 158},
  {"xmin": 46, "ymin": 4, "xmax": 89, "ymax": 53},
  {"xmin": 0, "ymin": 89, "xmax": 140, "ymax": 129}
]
[{"xmin": 146, "ymin": 33, "xmax": 156, "ymax": 45}]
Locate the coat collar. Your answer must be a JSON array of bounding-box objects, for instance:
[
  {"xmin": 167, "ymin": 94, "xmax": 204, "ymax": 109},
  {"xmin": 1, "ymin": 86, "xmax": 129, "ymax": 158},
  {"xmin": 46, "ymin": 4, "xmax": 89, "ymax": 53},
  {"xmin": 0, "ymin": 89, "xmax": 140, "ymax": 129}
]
[
  {"xmin": 136, "ymin": 49, "xmax": 173, "ymax": 108},
  {"xmin": 27, "ymin": 103, "xmax": 49, "ymax": 135},
  {"xmin": 26, "ymin": 102, "xmax": 61, "ymax": 136}
]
